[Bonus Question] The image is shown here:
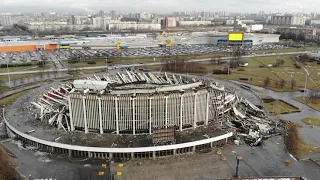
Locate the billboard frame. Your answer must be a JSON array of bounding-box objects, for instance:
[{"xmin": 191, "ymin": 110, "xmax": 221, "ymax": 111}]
[{"xmin": 228, "ymin": 32, "xmax": 244, "ymax": 46}]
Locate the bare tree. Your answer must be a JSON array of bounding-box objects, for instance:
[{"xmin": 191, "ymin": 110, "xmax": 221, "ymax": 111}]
[
  {"xmin": 279, "ymin": 79, "xmax": 286, "ymax": 89},
  {"xmin": 274, "ymin": 81, "xmax": 279, "ymax": 88},
  {"xmin": 290, "ymin": 78, "xmax": 296, "ymax": 89},
  {"xmin": 264, "ymin": 76, "xmax": 271, "ymax": 87},
  {"xmin": 308, "ymin": 87, "xmax": 320, "ymax": 103},
  {"xmin": 276, "ymin": 58, "xmax": 284, "ymax": 67},
  {"xmin": 0, "ymin": 146, "xmax": 18, "ymax": 179},
  {"xmin": 285, "ymin": 122, "xmax": 299, "ymax": 155}
]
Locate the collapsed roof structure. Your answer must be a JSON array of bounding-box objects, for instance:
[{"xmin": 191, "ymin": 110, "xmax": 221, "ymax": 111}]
[{"xmin": 30, "ymin": 71, "xmax": 279, "ymax": 146}]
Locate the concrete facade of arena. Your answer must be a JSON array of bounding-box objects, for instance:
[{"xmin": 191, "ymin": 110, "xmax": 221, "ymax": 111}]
[
  {"xmin": 69, "ymin": 87, "xmax": 235, "ymax": 135},
  {"xmin": 0, "ymin": 33, "xmax": 280, "ymax": 52},
  {"xmin": 3, "ymin": 114, "xmax": 232, "ymax": 159}
]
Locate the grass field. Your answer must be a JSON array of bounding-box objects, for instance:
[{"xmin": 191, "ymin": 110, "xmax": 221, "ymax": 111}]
[
  {"xmin": 0, "ymin": 66, "xmax": 31, "ymax": 73},
  {"xmin": 66, "ymin": 52, "xmax": 227, "ymax": 68},
  {"xmin": 0, "ymin": 63, "xmax": 52, "ymax": 73},
  {"xmin": 137, "ymin": 54, "xmax": 316, "ymax": 92},
  {"xmin": 297, "ymin": 137, "xmax": 320, "ymax": 156},
  {"xmin": 136, "ymin": 65, "xmax": 163, "ymax": 72},
  {"xmin": 0, "ymin": 90, "xmax": 30, "ymax": 105},
  {"xmin": 0, "ymin": 86, "xmax": 11, "ymax": 94},
  {"xmin": 0, "ymin": 72, "xmax": 51, "ymax": 82},
  {"xmin": 302, "ymin": 118, "xmax": 320, "ymax": 126},
  {"xmin": 295, "ymin": 97, "xmax": 320, "ymax": 111},
  {"xmin": 250, "ymin": 46, "xmax": 318, "ymax": 54},
  {"xmin": 81, "ymin": 68, "xmax": 106, "ymax": 74},
  {"xmin": 211, "ymin": 55, "xmax": 319, "ymax": 91},
  {"xmin": 264, "ymin": 100, "xmax": 300, "ymax": 114}
]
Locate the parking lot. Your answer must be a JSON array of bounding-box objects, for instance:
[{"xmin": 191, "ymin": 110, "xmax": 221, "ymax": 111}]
[{"xmin": 0, "ymin": 44, "xmax": 288, "ymax": 66}]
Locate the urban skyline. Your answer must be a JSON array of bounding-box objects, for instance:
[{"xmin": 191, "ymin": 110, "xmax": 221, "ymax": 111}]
[{"xmin": 0, "ymin": 0, "xmax": 316, "ymax": 14}]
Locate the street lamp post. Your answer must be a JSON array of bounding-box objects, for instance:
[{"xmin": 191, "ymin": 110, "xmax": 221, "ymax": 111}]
[
  {"xmin": 303, "ymin": 74, "xmax": 308, "ymax": 100},
  {"xmin": 105, "ymin": 58, "xmax": 108, "ymax": 73},
  {"xmin": 235, "ymin": 156, "xmax": 242, "ymax": 178},
  {"xmin": 303, "ymin": 67, "xmax": 310, "ymax": 100},
  {"xmin": 6, "ymin": 59, "xmax": 11, "ymax": 88}
]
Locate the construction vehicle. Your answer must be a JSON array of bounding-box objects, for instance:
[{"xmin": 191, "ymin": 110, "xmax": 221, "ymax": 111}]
[
  {"xmin": 159, "ymin": 39, "xmax": 173, "ymax": 48},
  {"xmin": 116, "ymin": 42, "xmax": 123, "ymax": 50}
]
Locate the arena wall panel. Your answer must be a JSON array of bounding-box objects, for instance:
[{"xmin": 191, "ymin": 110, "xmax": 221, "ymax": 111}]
[{"xmin": 69, "ymin": 88, "xmax": 235, "ymax": 135}]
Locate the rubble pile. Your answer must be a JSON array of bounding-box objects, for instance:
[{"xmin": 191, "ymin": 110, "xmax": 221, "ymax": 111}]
[{"xmin": 223, "ymin": 97, "xmax": 282, "ymax": 146}]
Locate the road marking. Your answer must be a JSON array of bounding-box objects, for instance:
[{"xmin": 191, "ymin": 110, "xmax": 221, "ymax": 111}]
[
  {"xmin": 119, "ymin": 163, "xmax": 124, "ymax": 167},
  {"xmin": 117, "ymin": 172, "xmax": 122, "ymax": 176},
  {"xmin": 98, "ymin": 172, "xmax": 105, "ymax": 175},
  {"xmin": 102, "ymin": 164, "xmax": 107, "ymax": 167}
]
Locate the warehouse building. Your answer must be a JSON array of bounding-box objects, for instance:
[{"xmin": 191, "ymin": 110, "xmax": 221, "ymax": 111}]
[{"xmin": 183, "ymin": 32, "xmax": 280, "ymax": 46}]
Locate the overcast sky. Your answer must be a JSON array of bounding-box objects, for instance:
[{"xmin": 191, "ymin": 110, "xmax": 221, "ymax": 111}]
[{"xmin": 0, "ymin": 0, "xmax": 316, "ymax": 13}]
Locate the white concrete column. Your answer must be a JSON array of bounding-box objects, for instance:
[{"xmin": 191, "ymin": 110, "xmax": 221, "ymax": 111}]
[
  {"xmin": 82, "ymin": 95, "xmax": 88, "ymax": 133},
  {"xmin": 40, "ymin": 106, "xmax": 44, "ymax": 122},
  {"xmin": 132, "ymin": 98, "xmax": 136, "ymax": 135},
  {"xmin": 179, "ymin": 95, "xmax": 183, "ymax": 131},
  {"xmin": 149, "ymin": 97, "xmax": 152, "ymax": 134},
  {"xmin": 205, "ymin": 93, "xmax": 209, "ymax": 126},
  {"xmin": 68, "ymin": 96, "xmax": 75, "ymax": 131},
  {"xmin": 115, "ymin": 97, "xmax": 119, "ymax": 135},
  {"xmin": 193, "ymin": 92, "xmax": 197, "ymax": 129},
  {"xmin": 98, "ymin": 97, "xmax": 103, "ymax": 134},
  {"xmin": 165, "ymin": 96, "xmax": 168, "ymax": 128}
]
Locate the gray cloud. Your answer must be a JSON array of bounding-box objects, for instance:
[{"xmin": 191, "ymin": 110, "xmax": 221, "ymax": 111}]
[{"xmin": 0, "ymin": 0, "xmax": 317, "ymax": 13}]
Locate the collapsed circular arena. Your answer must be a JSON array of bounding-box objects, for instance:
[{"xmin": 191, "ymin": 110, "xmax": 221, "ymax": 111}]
[
  {"xmin": 33, "ymin": 71, "xmax": 237, "ymax": 135},
  {"xmin": 3, "ymin": 71, "xmax": 277, "ymax": 159}
]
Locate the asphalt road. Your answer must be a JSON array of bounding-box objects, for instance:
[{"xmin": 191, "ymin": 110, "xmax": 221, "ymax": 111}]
[
  {"xmin": 2, "ymin": 141, "xmax": 112, "ymax": 180},
  {"xmin": 0, "ymin": 51, "xmax": 308, "ymax": 76},
  {"xmin": 223, "ymin": 136, "xmax": 320, "ymax": 180},
  {"xmin": 2, "ymin": 136, "xmax": 319, "ymax": 180}
]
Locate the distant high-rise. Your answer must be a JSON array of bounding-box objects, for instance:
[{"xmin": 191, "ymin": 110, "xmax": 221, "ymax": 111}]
[
  {"xmin": 99, "ymin": 10, "xmax": 105, "ymax": 30},
  {"xmin": 165, "ymin": 17, "xmax": 177, "ymax": 28},
  {"xmin": 0, "ymin": 14, "xmax": 13, "ymax": 27},
  {"xmin": 69, "ymin": 15, "xmax": 76, "ymax": 25},
  {"xmin": 99, "ymin": 10, "xmax": 104, "ymax": 18},
  {"xmin": 271, "ymin": 15, "xmax": 306, "ymax": 25},
  {"xmin": 111, "ymin": 10, "xmax": 117, "ymax": 20}
]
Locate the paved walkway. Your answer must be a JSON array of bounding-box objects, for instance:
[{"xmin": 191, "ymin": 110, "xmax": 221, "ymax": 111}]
[
  {"xmin": 0, "ymin": 84, "xmax": 40, "ymax": 99},
  {"xmin": 1, "ymin": 73, "xmax": 71, "ymax": 88}
]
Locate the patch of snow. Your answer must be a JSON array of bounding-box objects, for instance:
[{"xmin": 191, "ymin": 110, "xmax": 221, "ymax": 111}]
[{"xmin": 38, "ymin": 157, "xmax": 52, "ymax": 163}]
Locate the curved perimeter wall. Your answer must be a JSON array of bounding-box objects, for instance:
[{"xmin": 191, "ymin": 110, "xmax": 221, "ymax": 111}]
[
  {"xmin": 69, "ymin": 89, "xmax": 236, "ymax": 134},
  {"xmin": 4, "ymin": 115, "xmax": 232, "ymax": 159}
]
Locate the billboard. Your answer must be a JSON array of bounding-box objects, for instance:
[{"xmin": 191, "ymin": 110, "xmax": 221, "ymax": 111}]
[
  {"xmin": 228, "ymin": 32, "xmax": 244, "ymax": 41},
  {"xmin": 59, "ymin": 45, "xmax": 70, "ymax": 49}
]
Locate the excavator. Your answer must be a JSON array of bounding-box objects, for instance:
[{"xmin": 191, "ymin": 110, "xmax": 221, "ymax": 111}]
[
  {"xmin": 159, "ymin": 39, "xmax": 173, "ymax": 48},
  {"xmin": 116, "ymin": 42, "xmax": 129, "ymax": 50}
]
